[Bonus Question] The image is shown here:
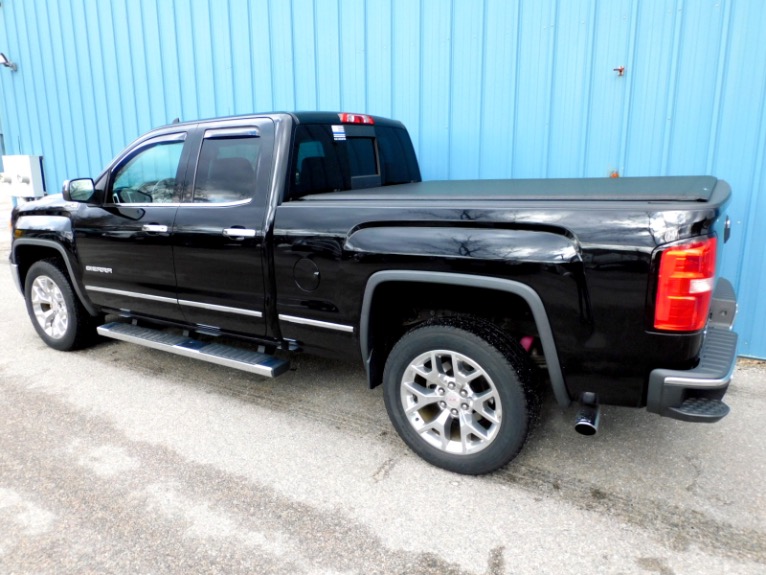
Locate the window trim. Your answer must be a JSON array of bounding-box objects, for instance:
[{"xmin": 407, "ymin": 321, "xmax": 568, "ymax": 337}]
[{"xmin": 204, "ymin": 127, "xmax": 260, "ymax": 139}]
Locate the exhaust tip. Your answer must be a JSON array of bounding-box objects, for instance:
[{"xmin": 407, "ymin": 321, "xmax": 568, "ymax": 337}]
[{"xmin": 574, "ymin": 405, "xmax": 600, "ymax": 436}]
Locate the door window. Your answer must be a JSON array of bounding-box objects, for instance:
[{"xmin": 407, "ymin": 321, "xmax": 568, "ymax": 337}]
[
  {"xmin": 192, "ymin": 136, "xmax": 260, "ymax": 203},
  {"xmin": 111, "ymin": 140, "xmax": 185, "ymax": 204}
]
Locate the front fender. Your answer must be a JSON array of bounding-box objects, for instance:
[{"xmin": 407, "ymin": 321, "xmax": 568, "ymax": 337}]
[{"xmin": 11, "ymin": 218, "xmax": 99, "ymax": 316}]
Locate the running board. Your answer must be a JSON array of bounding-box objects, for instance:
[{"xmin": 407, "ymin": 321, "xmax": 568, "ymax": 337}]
[{"xmin": 97, "ymin": 322, "xmax": 290, "ymax": 378}]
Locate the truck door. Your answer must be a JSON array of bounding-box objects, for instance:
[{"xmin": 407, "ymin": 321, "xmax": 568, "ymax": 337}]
[
  {"xmin": 172, "ymin": 119, "xmax": 275, "ymax": 336},
  {"xmin": 76, "ymin": 131, "xmax": 190, "ymax": 321}
]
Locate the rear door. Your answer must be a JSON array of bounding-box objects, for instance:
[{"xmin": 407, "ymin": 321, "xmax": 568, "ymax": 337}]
[{"xmin": 172, "ymin": 118, "xmax": 275, "ymax": 336}]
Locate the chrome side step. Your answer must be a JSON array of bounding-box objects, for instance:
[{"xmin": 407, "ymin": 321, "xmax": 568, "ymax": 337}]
[{"xmin": 97, "ymin": 322, "xmax": 290, "ymax": 378}]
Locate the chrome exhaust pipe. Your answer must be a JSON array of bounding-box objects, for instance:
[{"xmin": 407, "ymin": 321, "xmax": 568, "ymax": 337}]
[{"xmin": 574, "ymin": 404, "xmax": 600, "ymax": 436}]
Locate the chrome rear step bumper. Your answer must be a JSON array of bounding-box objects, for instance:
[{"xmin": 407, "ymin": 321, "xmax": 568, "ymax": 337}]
[{"xmin": 647, "ymin": 279, "xmax": 738, "ymax": 423}]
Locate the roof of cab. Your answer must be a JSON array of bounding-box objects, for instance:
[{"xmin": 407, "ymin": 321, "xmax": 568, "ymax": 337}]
[
  {"xmin": 155, "ymin": 111, "xmax": 405, "ymax": 131},
  {"xmin": 290, "ymin": 111, "xmax": 405, "ymax": 128}
]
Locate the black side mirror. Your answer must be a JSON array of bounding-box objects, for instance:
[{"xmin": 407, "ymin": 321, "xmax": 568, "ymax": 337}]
[{"xmin": 62, "ymin": 178, "xmax": 95, "ymax": 202}]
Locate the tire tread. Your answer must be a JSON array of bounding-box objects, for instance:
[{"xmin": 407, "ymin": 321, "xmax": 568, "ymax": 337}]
[
  {"xmin": 25, "ymin": 258, "xmax": 99, "ymax": 351},
  {"xmin": 383, "ymin": 316, "xmax": 540, "ymax": 475}
]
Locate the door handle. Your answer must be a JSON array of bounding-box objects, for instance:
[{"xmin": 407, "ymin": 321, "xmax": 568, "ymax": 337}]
[
  {"xmin": 142, "ymin": 224, "xmax": 168, "ymax": 233},
  {"xmin": 223, "ymin": 228, "xmax": 257, "ymax": 239}
]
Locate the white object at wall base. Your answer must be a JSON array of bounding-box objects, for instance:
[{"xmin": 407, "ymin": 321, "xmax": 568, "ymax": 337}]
[{"xmin": 0, "ymin": 155, "xmax": 46, "ymax": 198}]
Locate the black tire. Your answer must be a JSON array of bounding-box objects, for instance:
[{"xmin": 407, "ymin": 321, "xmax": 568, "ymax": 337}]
[
  {"xmin": 383, "ymin": 318, "xmax": 539, "ymax": 475},
  {"xmin": 24, "ymin": 259, "xmax": 99, "ymax": 351}
]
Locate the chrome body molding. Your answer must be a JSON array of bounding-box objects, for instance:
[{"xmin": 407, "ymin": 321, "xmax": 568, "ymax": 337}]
[
  {"xmin": 178, "ymin": 299, "xmax": 263, "ymax": 318},
  {"xmin": 278, "ymin": 314, "xmax": 355, "ymax": 333},
  {"xmin": 85, "ymin": 285, "xmax": 178, "ymax": 305},
  {"xmin": 86, "ymin": 286, "xmax": 263, "ymax": 318},
  {"xmin": 99, "ymin": 199, "xmax": 253, "ymax": 209},
  {"xmin": 177, "ymin": 198, "xmax": 252, "ymax": 208}
]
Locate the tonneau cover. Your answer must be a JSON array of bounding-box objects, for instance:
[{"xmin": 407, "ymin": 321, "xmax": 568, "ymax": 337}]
[{"xmin": 300, "ymin": 176, "xmax": 719, "ymax": 202}]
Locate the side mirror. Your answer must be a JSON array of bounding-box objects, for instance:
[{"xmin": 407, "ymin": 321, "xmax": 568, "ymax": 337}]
[{"xmin": 62, "ymin": 178, "xmax": 95, "ymax": 202}]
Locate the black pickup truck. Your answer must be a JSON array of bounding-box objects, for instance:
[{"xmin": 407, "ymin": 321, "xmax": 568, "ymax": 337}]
[{"xmin": 9, "ymin": 112, "xmax": 738, "ymax": 475}]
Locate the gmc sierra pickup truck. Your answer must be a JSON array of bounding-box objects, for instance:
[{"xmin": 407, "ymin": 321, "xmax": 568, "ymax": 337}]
[{"xmin": 9, "ymin": 112, "xmax": 738, "ymax": 475}]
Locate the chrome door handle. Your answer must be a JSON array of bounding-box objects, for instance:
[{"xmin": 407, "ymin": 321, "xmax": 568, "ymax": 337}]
[
  {"xmin": 142, "ymin": 224, "xmax": 168, "ymax": 233},
  {"xmin": 223, "ymin": 228, "xmax": 256, "ymax": 239}
]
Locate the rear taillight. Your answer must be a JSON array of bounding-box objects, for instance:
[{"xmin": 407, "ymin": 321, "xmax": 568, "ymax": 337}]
[{"xmin": 654, "ymin": 237, "xmax": 717, "ymax": 331}]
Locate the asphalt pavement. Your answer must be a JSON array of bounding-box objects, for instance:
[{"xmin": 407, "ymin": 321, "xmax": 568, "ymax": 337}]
[{"xmin": 1, "ymin": 192, "xmax": 765, "ymax": 574}]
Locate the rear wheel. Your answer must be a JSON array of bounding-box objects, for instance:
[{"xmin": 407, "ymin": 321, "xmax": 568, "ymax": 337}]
[
  {"xmin": 24, "ymin": 259, "xmax": 98, "ymax": 351},
  {"xmin": 383, "ymin": 318, "xmax": 538, "ymax": 475}
]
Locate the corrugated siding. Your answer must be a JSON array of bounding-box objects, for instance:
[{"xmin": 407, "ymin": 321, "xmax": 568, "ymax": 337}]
[{"xmin": 0, "ymin": 0, "xmax": 764, "ymax": 357}]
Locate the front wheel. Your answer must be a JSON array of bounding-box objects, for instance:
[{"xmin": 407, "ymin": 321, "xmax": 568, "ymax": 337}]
[
  {"xmin": 383, "ymin": 319, "xmax": 538, "ymax": 475},
  {"xmin": 24, "ymin": 259, "xmax": 98, "ymax": 351}
]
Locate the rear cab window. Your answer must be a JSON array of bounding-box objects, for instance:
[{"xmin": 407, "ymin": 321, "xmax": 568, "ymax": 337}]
[{"xmin": 288, "ymin": 119, "xmax": 421, "ymax": 200}]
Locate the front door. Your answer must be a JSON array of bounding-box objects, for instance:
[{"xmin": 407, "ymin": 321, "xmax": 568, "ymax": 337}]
[
  {"xmin": 76, "ymin": 132, "xmax": 189, "ymax": 321},
  {"xmin": 172, "ymin": 119, "xmax": 275, "ymax": 336}
]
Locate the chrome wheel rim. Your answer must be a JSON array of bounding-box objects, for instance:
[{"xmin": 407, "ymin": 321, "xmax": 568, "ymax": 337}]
[
  {"xmin": 400, "ymin": 349, "xmax": 502, "ymax": 455},
  {"xmin": 31, "ymin": 275, "xmax": 69, "ymax": 340}
]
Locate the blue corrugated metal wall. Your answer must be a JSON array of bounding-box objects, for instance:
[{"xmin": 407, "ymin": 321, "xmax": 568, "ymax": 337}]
[{"xmin": 1, "ymin": 0, "xmax": 764, "ymax": 357}]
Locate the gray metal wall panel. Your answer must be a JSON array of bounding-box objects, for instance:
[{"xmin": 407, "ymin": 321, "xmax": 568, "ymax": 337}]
[{"xmin": 0, "ymin": 0, "xmax": 764, "ymax": 357}]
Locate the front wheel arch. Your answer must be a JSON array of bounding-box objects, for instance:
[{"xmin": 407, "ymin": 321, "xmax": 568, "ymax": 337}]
[{"xmin": 14, "ymin": 239, "xmax": 99, "ymax": 316}]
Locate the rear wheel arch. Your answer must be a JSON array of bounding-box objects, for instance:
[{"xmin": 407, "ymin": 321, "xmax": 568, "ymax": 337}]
[{"xmin": 359, "ymin": 270, "xmax": 570, "ymax": 407}]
